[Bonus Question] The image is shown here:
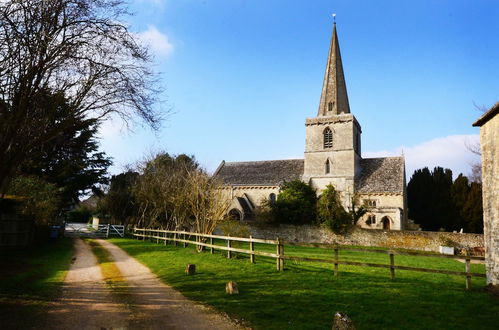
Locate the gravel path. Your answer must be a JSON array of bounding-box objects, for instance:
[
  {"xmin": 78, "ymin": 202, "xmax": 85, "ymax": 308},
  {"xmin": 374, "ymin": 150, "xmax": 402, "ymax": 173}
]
[
  {"xmin": 46, "ymin": 238, "xmax": 130, "ymax": 329},
  {"xmin": 96, "ymin": 239, "xmax": 244, "ymax": 330},
  {"xmin": 46, "ymin": 238, "xmax": 245, "ymax": 329}
]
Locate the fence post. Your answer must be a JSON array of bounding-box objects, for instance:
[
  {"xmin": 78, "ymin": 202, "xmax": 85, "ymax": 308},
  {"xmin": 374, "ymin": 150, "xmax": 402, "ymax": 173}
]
[
  {"xmin": 279, "ymin": 239, "xmax": 284, "ymax": 271},
  {"xmin": 389, "ymin": 252, "xmax": 395, "ymax": 280},
  {"xmin": 156, "ymin": 230, "xmax": 159, "ymax": 244},
  {"xmin": 183, "ymin": 233, "xmax": 187, "ymax": 248},
  {"xmin": 106, "ymin": 224, "xmax": 110, "ymax": 238},
  {"xmin": 334, "ymin": 246, "xmax": 339, "ymax": 276},
  {"xmin": 276, "ymin": 238, "xmax": 283, "ymax": 271},
  {"xmin": 249, "ymin": 235, "xmax": 255, "ymax": 264},
  {"xmin": 210, "ymin": 237, "xmax": 214, "ymax": 254},
  {"xmin": 465, "ymin": 249, "xmax": 471, "ymax": 290},
  {"xmin": 164, "ymin": 231, "xmax": 167, "ymax": 245},
  {"xmin": 227, "ymin": 236, "xmax": 232, "ymax": 259}
]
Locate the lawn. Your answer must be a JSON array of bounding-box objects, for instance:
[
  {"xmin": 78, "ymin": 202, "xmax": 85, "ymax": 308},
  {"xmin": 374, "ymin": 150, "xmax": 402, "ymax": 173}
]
[
  {"xmin": 111, "ymin": 237, "xmax": 498, "ymax": 330},
  {"xmin": 0, "ymin": 238, "xmax": 74, "ymax": 329}
]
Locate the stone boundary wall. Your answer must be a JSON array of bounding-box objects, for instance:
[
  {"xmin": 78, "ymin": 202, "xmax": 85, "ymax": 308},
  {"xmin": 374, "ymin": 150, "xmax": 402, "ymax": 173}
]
[{"xmin": 248, "ymin": 224, "xmax": 484, "ymax": 252}]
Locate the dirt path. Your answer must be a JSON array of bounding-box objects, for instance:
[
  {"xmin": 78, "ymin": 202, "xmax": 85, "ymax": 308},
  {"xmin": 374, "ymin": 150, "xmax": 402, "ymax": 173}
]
[
  {"xmin": 96, "ymin": 239, "xmax": 244, "ymax": 330},
  {"xmin": 46, "ymin": 238, "xmax": 244, "ymax": 329},
  {"xmin": 46, "ymin": 238, "xmax": 130, "ymax": 329}
]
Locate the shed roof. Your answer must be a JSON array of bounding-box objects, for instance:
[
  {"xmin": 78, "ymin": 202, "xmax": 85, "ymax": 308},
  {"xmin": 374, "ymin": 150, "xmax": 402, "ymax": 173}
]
[
  {"xmin": 472, "ymin": 102, "xmax": 499, "ymax": 127},
  {"xmin": 356, "ymin": 157, "xmax": 405, "ymax": 194},
  {"xmin": 214, "ymin": 159, "xmax": 304, "ymax": 186}
]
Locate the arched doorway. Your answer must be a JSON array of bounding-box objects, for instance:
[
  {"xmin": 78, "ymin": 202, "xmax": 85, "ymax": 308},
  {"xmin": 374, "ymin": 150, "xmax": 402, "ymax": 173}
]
[
  {"xmin": 228, "ymin": 209, "xmax": 242, "ymax": 221},
  {"xmin": 382, "ymin": 216, "xmax": 391, "ymax": 230}
]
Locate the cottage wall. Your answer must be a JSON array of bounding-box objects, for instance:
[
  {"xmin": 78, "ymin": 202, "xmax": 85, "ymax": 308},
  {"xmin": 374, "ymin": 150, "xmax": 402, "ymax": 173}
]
[{"xmin": 479, "ymin": 112, "xmax": 499, "ymax": 286}]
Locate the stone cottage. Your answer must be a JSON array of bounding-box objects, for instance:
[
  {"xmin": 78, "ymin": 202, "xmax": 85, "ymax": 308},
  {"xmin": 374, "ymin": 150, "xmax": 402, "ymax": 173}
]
[
  {"xmin": 215, "ymin": 22, "xmax": 407, "ymax": 230},
  {"xmin": 472, "ymin": 102, "xmax": 499, "ymax": 287}
]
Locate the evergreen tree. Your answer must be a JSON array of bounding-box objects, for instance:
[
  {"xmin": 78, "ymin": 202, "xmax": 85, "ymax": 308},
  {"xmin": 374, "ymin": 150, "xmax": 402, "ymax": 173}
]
[
  {"xmin": 450, "ymin": 174, "xmax": 471, "ymax": 231},
  {"xmin": 407, "ymin": 167, "xmax": 436, "ymax": 230},
  {"xmin": 408, "ymin": 167, "xmax": 454, "ymax": 231},
  {"xmin": 462, "ymin": 182, "xmax": 483, "ymax": 233},
  {"xmin": 409, "ymin": 168, "xmax": 483, "ymax": 233},
  {"xmin": 19, "ymin": 92, "xmax": 111, "ymax": 209}
]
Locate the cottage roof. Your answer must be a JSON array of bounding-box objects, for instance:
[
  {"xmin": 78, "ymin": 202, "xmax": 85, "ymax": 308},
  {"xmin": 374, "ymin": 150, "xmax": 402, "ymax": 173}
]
[
  {"xmin": 356, "ymin": 157, "xmax": 405, "ymax": 194},
  {"xmin": 214, "ymin": 159, "xmax": 304, "ymax": 186},
  {"xmin": 472, "ymin": 102, "xmax": 499, "ymax": 127}
]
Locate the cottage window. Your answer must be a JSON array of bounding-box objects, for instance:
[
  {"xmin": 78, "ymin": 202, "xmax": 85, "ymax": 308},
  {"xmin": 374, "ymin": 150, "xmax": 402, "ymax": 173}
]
[{"xmin": 323, "ymin": 127, "xmax": 333, "ymax": 149}]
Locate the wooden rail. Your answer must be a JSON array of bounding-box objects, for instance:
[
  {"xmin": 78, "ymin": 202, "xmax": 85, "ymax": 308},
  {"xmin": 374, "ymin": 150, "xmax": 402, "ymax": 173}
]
[
  {"xmin": 131, "ymin": 228, "xmax": 485, "ymax": 289},
  {"xmin": 132, "ymin": 228, "xmax": 284, "ymax": 271}
]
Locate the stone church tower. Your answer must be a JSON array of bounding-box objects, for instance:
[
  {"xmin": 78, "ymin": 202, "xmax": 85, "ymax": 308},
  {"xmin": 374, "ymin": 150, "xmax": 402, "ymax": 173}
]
[
  {"xmin": 215, "ymin": 22, "xmax": 407, "ymax": 230},
  {"xmin": 303, "ymin": 22, "xmax": 362, "ymax": 208}
]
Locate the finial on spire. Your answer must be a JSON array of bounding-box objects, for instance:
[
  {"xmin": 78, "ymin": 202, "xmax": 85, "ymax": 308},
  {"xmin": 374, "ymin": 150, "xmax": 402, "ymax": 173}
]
[{"xmin": 332, "ymin": 13, "xmax": 336, "ymax": 24}]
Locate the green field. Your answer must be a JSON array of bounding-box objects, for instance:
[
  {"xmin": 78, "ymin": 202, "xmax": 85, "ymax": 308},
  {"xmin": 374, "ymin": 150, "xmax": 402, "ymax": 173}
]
[
  {"xmin": 112, "ymin": 237, "xmax": 498, "ymax": 330},
  {"xmin": 0, "ymin": 238, "xmax": 74, "ymax": 329}
]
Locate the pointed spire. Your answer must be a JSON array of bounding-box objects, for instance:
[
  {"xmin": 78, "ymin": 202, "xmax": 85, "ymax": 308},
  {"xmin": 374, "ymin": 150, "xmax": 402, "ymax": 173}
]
[{"xmin": 317, "ymin": 21, "xmax": 350, "ymax": 116}]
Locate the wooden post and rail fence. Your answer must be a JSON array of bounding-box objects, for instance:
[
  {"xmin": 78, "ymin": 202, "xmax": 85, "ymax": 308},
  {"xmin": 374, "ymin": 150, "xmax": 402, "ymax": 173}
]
[{"xmin": 132, "ymin": 227, "xmax": 485, "ymax": 289}]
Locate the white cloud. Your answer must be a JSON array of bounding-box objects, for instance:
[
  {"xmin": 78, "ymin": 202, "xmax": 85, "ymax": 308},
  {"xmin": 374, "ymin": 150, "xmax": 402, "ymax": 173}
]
[
  {"xmin": 364, "ymin": 134, "xmax": 481, "ymax": 179},
  {"xmin": 136, "ymin": 25, "xmax": 173, "ymax": 57}
]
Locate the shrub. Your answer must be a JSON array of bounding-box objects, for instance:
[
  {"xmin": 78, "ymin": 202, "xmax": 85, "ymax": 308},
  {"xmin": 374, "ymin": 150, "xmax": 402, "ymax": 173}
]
[
  {"xmin": 271, "ymin": 180, "xmax": 317, "ymax": 225},
  {"xmin": 218, "ymin": 219, "xmax": 250, "ymax": 238}
]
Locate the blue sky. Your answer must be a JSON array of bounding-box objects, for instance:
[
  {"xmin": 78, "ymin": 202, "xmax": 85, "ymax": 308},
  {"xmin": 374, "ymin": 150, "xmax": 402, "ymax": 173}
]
[{"xmin": 99, "ymin": 0, "xmax": 498, "ymax": 179}]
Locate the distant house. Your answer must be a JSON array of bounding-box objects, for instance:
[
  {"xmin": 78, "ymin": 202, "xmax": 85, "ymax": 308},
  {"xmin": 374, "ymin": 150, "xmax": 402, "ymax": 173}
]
[
  {"xmin": 214, "ymin": 23, "xmax": 407, "ymax": 230},
  {"xmin": 472, "ymin": 102, "xmax": 499, "ymax": 287}
]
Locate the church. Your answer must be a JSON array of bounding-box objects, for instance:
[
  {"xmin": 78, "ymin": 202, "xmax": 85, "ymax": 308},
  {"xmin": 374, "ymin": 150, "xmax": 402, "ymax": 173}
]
[{"xmin": 214, "ymin": 22, "xmax": 407, "ymax": 230}]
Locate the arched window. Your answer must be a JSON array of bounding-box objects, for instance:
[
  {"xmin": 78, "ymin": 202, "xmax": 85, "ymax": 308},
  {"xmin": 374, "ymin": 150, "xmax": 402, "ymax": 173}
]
[
  {"xmin": 323, "ymin": 127, "xmax": 333, "ymax": 149},
  {"xmin": 228, "ymin": 209, "xmax": 242, "ymax": 221},
  {"xmin": 328, "ymin": 102, "xmax": 333, "ymax": 112},
  {"xmin": 269, "ymin": 193, "xmax": 276, "ymax": 204},
  {"xmin": 325, "ymin": 159, "xmax": 331, "ymax": 174}
]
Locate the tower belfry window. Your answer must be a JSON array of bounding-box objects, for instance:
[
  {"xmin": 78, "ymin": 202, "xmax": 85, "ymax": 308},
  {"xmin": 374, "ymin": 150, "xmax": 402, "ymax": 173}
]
[
  {"xmin": 328, "ymin": 102, "xmax": 333, "ymax": 112},
  {"xmin": 323, "ymin": 127, "xmax": 333, "ymax": 149}
]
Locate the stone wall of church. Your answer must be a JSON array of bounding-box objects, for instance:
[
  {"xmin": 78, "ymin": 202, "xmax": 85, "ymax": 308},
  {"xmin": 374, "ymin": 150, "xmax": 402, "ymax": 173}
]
[
  {"xmin": 357, "ymin": 193, "xmax": 406, "ymax": 230},
  {"xmin": 230, "ymin": 186, "xmax": 279, "ymax": 205},
  {"xmin": 479, "ymin": 112, "xmax": 499, "ymax": 285},
  {"xmin": 246, "ymin": 224, "xmax": 484, "ymax": 253},
  {"xmin": 226, "ymin": 186, "xmax": 279, "ymax": 220}
]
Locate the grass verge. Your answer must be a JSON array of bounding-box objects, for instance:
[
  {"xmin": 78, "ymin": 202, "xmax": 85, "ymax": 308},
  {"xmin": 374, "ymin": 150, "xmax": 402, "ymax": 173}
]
[
  {"xmin": 0, "ymin": 238, "xmax": 74, "ymax": 329},
  {"xmin": 111, "ymin": 237, "xmax": 498, "ymax": 330}
]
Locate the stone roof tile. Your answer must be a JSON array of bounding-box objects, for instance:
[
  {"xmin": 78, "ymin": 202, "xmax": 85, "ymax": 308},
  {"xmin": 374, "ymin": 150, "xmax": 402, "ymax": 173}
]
[
  {"xmin": 356, "ymin": 157, "xmax": 405, "ymax": 194},
  {"xmin": 215, "ymin": 159, "xmax": 304, "ymax": 186}
]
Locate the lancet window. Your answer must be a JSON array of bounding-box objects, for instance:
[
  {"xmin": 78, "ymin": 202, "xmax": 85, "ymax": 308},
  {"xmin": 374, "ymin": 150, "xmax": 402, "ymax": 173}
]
[{"xmin": 323, "ymin": 127, "xmax": 333, "ymax": 149}]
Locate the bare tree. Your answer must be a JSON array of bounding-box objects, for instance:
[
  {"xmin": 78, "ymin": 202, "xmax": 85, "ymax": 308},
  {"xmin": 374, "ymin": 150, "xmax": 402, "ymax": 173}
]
[
  {"xmin": 0, "ymin": 0, "xmax": 162, "ymax": 193},
  {"xmin": 466, "ymin": 103, "xmax": 487, "ymax": 183},
  {"xmin": 133, "ymin": 153, "xmax": 199, "ymax": 230},
  {"xmin": 186, "ymin": 170, "xmax": 230, "ymax": 236},
  {"xmin": 131, "ymin": 152, "xmax": 230, "ymax": 240}
]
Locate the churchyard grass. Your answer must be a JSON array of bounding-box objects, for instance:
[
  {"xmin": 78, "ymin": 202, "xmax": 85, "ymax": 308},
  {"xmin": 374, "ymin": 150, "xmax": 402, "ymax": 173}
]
[
  {"xmin": 111, "ymin": 238, "xmax": 497, "ymax": 330},
  {"xmin": 0, "ymin": 238, "xmax": 74, "ymax": 329}
]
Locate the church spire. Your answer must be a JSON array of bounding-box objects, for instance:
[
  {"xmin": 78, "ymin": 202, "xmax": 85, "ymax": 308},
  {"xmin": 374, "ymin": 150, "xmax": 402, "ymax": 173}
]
[{"xmin": 317, "ymin": 21, "xmax": 350, "ymax": 116}]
